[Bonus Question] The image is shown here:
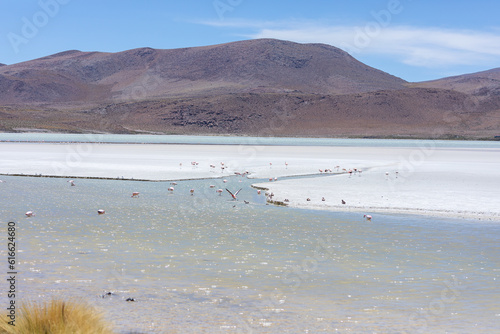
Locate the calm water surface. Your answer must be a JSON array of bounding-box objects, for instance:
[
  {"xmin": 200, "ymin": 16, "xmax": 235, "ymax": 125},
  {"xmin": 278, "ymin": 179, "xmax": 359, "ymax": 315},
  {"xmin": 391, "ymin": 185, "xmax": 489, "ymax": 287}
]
[{"xmin": 0, "ymin": 174, "xmax": 499, "ymax": 333}]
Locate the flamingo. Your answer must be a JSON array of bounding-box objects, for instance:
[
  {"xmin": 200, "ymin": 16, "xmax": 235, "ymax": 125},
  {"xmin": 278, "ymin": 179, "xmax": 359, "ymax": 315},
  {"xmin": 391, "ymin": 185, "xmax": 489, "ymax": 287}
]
[
  {"xmin": 385, "ymin": 172, "xmax": 389, "ymax": 179},
  {"xmin": 190, "ymin": 189, "xmax": 195, "ymax": 195},
  {"xmin": 170, "ymin": 182, "xmax": 177, "ymax": 186},
  {"xmin": 67, "ymin": 180, "xmax": 75, "ymax": 186},
  {"xmin": 226, "ymin": 188, "xmax": 242, "ymax": 200},
  {"xmin": 25, "ymin": 211, "xmax": 35, "ymax": 217},
  {"xmin": 209, "ymin": 185, "xmax": 215, "ymax": 188},
  {"xmin": 285, "ymin": 162, "xmax": 288, "ymax": 169},
  {"xmin": 0, "ymin": 180, "xmax": 5, "ymax": 183},
  {"xmin": 269, "ymin": 178, "xmax": 273, "ymax": 182},
  {"xmin": 131, "ymin": 192, "xmax": 140, "ymax": 198},
  {"xmin": 223, "ymin": 179, "xmax": 227, "ymax": 183},
  {"xmin": 216, "ymin": 189, "xmax": 223, "ymax": 196},
  {"xmin": 306, "ymin": 198, "xmax": 311, "ymax": 201},
  {"xmin": 322, "ymin": 197, "xmax": 326, "ymax": 201},
  {"xmin": 168, "ymin": 187, "xmax": 174, "ymax": 192},
  {"xmin": 97, "ymin": 209, "xmax": 105, "ymax": 215},
  {"xmin": 364, "ymin": 215, "xmax": 372, "ymax": 221},
  {"xmin": 269, "ymin": 162, "xmax": 272, "ymax": 169},
  {"xmin": 341, "ymin": 199, "xmax": 346, "ymax": 205},
  {"xmin": 274, "ymin": 177, "xmax": 278, "ymax": 181},
  {"xmin": 257, "ymin": 190, "xmax": 261, "ymax": 195}
]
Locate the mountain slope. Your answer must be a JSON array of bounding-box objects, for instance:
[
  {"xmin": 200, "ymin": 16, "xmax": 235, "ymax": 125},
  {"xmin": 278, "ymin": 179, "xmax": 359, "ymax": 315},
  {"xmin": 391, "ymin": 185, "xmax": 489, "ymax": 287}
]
[
  {"xmin": 412, "ymin": 68, "xmax": 500, "ymax": 96},
  {"xmin": 0, "ymin": 39, "xmax": 498, "ymax": 139},
  {"xmin": 0, "ymin": 39, "xmax": 406, "ymax": 104}
]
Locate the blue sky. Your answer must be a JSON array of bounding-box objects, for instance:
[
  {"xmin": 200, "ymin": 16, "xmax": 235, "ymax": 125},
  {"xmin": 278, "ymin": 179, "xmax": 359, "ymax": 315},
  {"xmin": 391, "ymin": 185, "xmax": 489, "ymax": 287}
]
[{"xmin": 1, "ymin": 0, "xmax": 499, "ymax": 82}]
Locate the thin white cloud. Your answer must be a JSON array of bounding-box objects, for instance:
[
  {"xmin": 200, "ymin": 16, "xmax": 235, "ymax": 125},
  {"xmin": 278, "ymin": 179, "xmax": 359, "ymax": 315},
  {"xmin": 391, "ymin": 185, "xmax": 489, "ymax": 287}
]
[{"xmin": 199, "ymin": 19, "xmax": 500, "ymax": 69}]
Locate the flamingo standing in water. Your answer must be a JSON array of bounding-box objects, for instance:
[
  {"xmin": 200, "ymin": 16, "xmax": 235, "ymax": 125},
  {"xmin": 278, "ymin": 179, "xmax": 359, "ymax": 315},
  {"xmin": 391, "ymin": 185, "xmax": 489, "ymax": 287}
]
[
  {"xmin": 257, "ymin": 190, "xmax": 261, "ymax": 195},
  {"xmin": 131, "ymin": 192, "xmax": 140, "ymax": 198},
  {"xmin": 168, "ymin": 187, "xmax": 174, "ymax": 192},
  {"xmin": 97, "ymin": 209, "xmax": 105, "ymax": 215},
  {"xmin": 226, "ymin": 188, "xmax": 242, "ymax": 200},
  {"xmin": 364, "ymin": 215, "xmax": 372, "ymax": 221},
  {"xmin": 67, "ymin": 180, "xmax": 75, "ymax": 186},
  {"xmin": 25, "ymin": 211, "xmax": 35, "ymax": 217},
  {"xmin": 216, "ymin": 189, "xmax": 223, "ymax": 196},
  {"xmin": 190, "ymin": 189, "xmax": 195, "ymax": 195}
]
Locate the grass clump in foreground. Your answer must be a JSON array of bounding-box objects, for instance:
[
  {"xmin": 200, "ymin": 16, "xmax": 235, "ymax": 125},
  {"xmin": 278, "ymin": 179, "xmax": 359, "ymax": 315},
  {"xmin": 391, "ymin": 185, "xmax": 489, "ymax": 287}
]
[{"xmin": 0, "ymin": 299, "xmax": 114, "ymax": 334}]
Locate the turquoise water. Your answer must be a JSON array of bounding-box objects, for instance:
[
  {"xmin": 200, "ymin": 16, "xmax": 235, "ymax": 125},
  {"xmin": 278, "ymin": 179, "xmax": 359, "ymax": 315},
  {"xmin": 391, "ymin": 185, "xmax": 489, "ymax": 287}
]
[
  {"xmin": 1, "ymin": 174, "xmax": 499, "ymax": 333},
  {"xmin": 1, "ymin": 132, "xmax": 499, "ymax": 148}
]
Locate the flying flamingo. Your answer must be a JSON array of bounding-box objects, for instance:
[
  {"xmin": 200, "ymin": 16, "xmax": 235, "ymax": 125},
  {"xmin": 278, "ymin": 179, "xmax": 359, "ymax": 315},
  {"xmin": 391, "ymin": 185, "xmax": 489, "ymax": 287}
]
[
  {"xmin": 226, "ymin": 188, "xmax": 242, "ymax": 200},
  {"xmin": 25, "ymin": 211, "xmax": 35, "ymax": 217},
  {"xmin": 97, "ymin": 209, "xmax": 105, "ymax": 215},
  {"xmin": 364, "ymin": 215, "xmax": 372, "ymax": 221},
  {"xmin": 131, "ymin": 192, "xmax": 140, "ymax": 198}
]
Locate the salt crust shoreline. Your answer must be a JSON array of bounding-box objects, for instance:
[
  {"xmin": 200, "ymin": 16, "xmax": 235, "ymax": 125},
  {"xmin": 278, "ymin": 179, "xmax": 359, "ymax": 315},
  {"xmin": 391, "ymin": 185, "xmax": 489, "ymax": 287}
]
[{"xmin": 0, "ymin": 142, "xmax": 499, "ymax": 220}]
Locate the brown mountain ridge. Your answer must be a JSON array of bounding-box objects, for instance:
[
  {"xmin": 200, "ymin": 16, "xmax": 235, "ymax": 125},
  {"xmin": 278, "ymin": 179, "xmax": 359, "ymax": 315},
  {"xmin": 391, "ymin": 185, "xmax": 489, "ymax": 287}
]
[{"xmin": 0, "ymin": 39, "xmax": 499, "ymax": 139}]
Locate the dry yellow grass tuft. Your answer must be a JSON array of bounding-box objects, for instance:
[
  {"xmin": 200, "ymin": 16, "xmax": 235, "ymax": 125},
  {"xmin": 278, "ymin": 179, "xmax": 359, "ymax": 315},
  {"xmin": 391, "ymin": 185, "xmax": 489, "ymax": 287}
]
[{"xmin": 0, "ymin": 299, "xmax": 114, "ymax": 334}]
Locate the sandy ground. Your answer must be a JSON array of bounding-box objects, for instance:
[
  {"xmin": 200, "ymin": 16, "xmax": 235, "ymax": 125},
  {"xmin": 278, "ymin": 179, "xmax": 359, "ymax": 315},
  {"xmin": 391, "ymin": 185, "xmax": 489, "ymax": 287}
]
[{"xmin": 0, "ymin": 142, "xmax": 499, "ymax": 219}]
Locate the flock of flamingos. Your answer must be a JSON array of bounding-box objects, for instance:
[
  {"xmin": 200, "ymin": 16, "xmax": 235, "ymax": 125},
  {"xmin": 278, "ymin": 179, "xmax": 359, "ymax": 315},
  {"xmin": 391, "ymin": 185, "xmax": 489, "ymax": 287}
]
[{"xmin": 0, "ymin": 160, "xmax": 375, "ymax": 222}]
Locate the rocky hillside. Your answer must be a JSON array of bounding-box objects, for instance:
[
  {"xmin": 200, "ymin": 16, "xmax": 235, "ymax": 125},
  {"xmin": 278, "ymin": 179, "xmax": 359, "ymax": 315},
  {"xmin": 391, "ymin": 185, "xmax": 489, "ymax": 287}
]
[{"xmin": 0, "ymin": 39, "xmax": 498, "ymax": 139}]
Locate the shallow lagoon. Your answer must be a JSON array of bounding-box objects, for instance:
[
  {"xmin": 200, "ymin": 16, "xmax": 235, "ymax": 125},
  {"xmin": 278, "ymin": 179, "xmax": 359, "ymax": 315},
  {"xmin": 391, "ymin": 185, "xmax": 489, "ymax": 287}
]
[{"xmin": 1, "ymin": 174, "xmax": 499, "ymax": 333}]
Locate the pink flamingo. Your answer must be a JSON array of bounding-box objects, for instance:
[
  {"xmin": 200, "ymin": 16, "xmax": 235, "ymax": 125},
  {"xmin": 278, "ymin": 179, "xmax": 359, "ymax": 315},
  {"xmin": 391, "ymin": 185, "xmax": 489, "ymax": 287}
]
[
  {"xmin": 168, "ymin": 187, "xmax": 174, "ymax": 192},
  {"xmin": 97, "ymin": 209, "xmax": 105, "ymax": 215},
  {"xmin": 25, "ymin": 211, "xmax": 35, "ymax": 217},
  {"xmin": 364, "ymin": 215, "xmax": 372, "ymax": 221},
  {"xmin": 190, "ymin": 189, "xmax": 195, "ymax": 195},
  {"xmin": 67, "ymin": 180, "xmax": 75, "ymax": 186},
  {"xmin": 131, "ymin": 192, "xmax": 140, "ymax": 198},
  {"xmin": 257, "ymin": 190, "xmax": 261, "ymax": 195},
  {"xmin": 226, "ymin": 188, "xmax": 242, "ymax": 200},
  {"xmin": 216, "ymin": 189, "xmax": 223, "ymax": 196}
]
